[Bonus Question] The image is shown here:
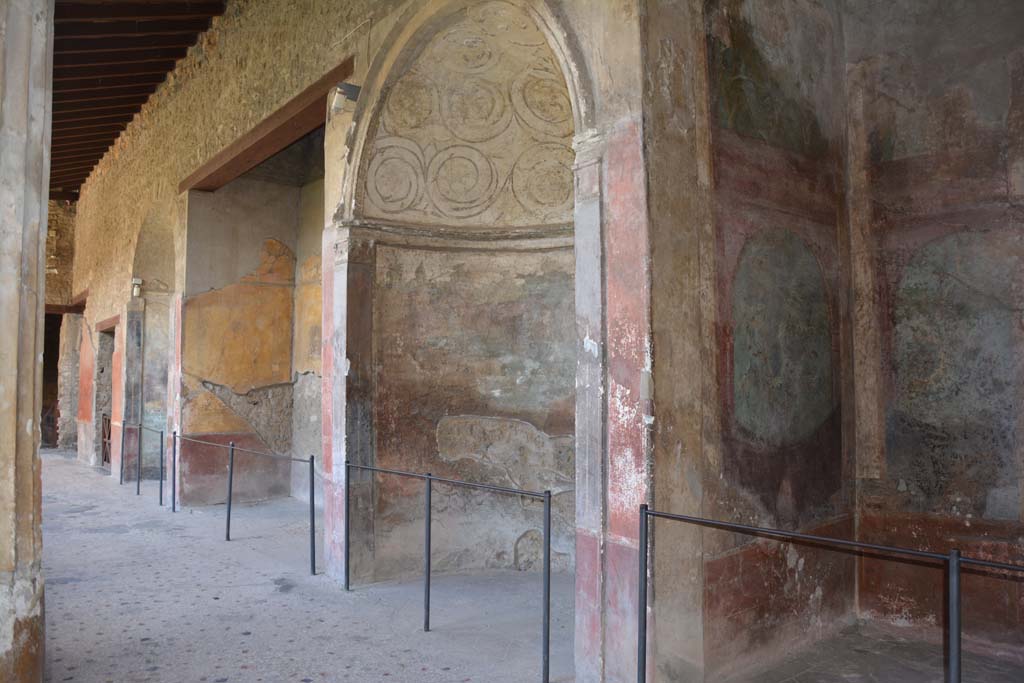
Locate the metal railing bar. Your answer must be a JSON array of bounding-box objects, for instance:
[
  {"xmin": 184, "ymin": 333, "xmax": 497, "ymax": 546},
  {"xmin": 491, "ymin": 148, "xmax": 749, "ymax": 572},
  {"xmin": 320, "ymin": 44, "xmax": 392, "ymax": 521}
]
[
  {"xmin": 645, "ymin": 509, "xmax": 1024, "ymax": 571},
  {"xmin": 646, "ymin": 509, "xmax": 947, "ymax": 562},
  {"xmin": 175, "ymin": 434, "xmax": 306, "ymax": 463},
  {"xmin": 637, "ymin": 505, "xmax": 1024, "ymax": 683},
  {"xmin": 344, "ymin": 460, "xmax": 552, "ymax": 682},
  {"xmin": 960, "ymin": 556, "xmax": 1024, "ymax": 573},
  {"xmin": 346, "ymin": 463, "xmax": 547, "ymax": 499}
]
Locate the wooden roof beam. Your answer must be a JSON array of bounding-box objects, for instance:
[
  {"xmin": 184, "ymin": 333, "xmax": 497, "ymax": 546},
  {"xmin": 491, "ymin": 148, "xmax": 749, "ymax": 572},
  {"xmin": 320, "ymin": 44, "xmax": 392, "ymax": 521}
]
[
  {"xmin": 54, "ymin": 47, "xmax": 188, "ymax": 67},
  {"xmin": 55, "ymin": 19, "xmax": 212, "ymax": 39},
  {"xmin": 54, "ymin": 73, "xmax": 166, "ymax": 93},
  {"xmin": 55, "ymin": 34, "xmax": 197, "ymax": 53},
  {"xmin": 54, "ymin": 60, "xmax": 178, "ymax": 80},
  {"xmin": 55, "ymin": 2, "xmax": 225, "ymax": 22}
]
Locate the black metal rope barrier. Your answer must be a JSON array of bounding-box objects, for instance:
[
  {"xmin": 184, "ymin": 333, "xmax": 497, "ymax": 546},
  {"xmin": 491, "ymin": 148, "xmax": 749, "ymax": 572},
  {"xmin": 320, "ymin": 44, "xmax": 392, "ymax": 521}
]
[
  {"xmin": 635, "ymin": 504, "xmax": 1024, "ymax": 683},
  {"xmin": 168, "ymin": 433, "xmax": 317, "ymax": 575},
  {"xmin": 344, "ymin": 461, "xmax": 553, "ymax": 683}
]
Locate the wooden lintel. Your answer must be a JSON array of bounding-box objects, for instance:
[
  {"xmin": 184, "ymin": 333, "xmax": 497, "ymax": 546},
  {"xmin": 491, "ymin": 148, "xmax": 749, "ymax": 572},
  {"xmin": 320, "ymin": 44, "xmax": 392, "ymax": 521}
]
[
  {"xmin": 45, "ymin": 303, "xmax": 86, "ymax": 315},
  {"xmin": 96, "ymin": 314, "xmax": 119, "ymax": 332}
]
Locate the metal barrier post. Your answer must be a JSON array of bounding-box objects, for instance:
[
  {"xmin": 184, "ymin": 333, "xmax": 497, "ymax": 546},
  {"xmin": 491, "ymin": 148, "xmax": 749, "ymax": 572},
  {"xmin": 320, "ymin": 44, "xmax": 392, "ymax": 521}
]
[
  {"xmin": 136, "ymin": 424, "xmax": 142, "ymax": 495},
  {"xmin": 171, "ymin": 432, "xmax": 177, "ymax": 513},
  {"xmin": 424, "ymin": 474, "xmax": 432, "ymax": 633},
  {"xmin": 947, "ymin": 549, "xmax": 961, "ymax": 683},
  {"xmin": 158, "ymin": 430, "xmax": 165, "ymax": 506},
  {"xmin": 637, "ymin": 505, "xmax": 649, "ymax": 683},
  {"xmin": 309, "ymin": 455, "xmax": 316, "ymax": 576},
  {"xmin": 344, "ymin": 461, "xmax": 351, "ymax": 591},
  {"xmin": 225, "ymin": 442, "xmax": 235, "ymax": 541},
  {"xmin": 542, "ymin": 490, "xmax": 552, "ymax": 683},
  {"xmin": 118, "ymin": 423, "xmax": 125, "ymax": 485}
]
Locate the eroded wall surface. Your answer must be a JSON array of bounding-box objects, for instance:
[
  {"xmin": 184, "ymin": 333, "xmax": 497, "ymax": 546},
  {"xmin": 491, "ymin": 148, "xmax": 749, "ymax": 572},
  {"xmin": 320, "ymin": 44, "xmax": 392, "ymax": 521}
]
[
  {"xmin": 57, "ymin": 315, "xmax": 81, "ymax": 449},
  {"xmin": 345, "ymin": 1, "xmax": 579, "ymax": 582},
  {"xmin": 845, "ymin": 0, "xmax": 1024, "ymax": 650},
  {"xmin": 180, "ymin": 180, "xmax": 299, "ymax": 505},
  {"xmin": 291, "ymin": 178, "xmax": 324, "ymax": 504},
  {"xmin": 373, "ymin": 247, "xmax": 576, "ymax": 575},
  {"xmin": 45, "ymin": 200, "xmax": 75, "ymax": 306},
  {"xmin": 700, "ymin": 0, "xmax": 854, "ymax": 676}
]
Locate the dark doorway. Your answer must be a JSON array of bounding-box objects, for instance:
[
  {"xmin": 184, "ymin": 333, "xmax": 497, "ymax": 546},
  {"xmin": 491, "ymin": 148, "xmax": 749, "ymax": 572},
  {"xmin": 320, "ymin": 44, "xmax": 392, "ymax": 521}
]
[{"xmin": 41, "ymin": 313, "xmax": 62, "ymax": 446}]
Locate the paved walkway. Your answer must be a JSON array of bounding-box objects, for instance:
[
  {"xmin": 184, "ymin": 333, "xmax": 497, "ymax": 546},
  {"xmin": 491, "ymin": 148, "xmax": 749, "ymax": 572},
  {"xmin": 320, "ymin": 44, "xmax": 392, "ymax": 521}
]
[{"xmin": 41, "ymin": 449, "xmax": 574, "ymax": 683}]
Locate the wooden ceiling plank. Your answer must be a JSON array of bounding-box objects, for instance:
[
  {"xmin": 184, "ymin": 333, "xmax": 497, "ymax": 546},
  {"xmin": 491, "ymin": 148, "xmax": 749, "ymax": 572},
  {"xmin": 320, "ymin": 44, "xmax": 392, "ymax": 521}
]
[
  {"xmin": 48, "ymin": 169, "xmax": 91, "ymax": 183},
  {"xmin": 54, "ymin": 73, "xmax": 166, "ymax": 93},
  {"xmin": 53, "ymin": 129, "xmax": 125, "ymax": 145},
  {"xmin": 51, "ymin": 152, "xmax": 110, "ymax": 167},
  {"xmin": 55, "ymin": 2, "xmax": 225, "ymax": 22},
  {"xmin": 51, "ymin": 138, "xmax": 116, "ymax": 151},
  {"xmin": 55, "ymin": 19, "xmax": 213, "ymax": 39},
  {"xmin": 53, "ymin": 91, "xmax": 152, "ymax": 108},
  {"xmin": 54, "ymin": 105, "xmax": 141, "ymax": 123},
  {"xmin": 54, "ymin": 47, "xmax": 188, "ymax": 67},
  {"xmin": 181, "ymin": 57, "xmax": 354, "ymax": 193},
  {"xmin": 50, "ymin": 163, "xmax": 97, "ymax": 176},
  {"xmin": 54, "ymin": 60, "xmax": 177, "ymax": 80},
  {"xmin": 55, "ymin": 34, "xmax": 198, "ymax": 53},
  {"xmin": 53, "ymin": 117, "xmax": 132, "ymax": 133}
]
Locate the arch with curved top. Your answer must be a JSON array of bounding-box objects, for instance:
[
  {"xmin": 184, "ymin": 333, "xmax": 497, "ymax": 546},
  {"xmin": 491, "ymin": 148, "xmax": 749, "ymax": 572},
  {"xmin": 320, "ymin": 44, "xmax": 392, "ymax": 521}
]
[{"xmin": 339, "ymin": 0, "xmax": 596, "ymax": 229}]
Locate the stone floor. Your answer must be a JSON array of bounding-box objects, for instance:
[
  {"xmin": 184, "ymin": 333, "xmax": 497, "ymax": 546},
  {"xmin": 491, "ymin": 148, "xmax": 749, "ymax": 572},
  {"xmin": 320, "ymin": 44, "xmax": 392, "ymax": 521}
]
[
  {"xmin": 735, "ymin": 622, "xmax": 1024, "ymax": 683},
  {"xmin": 39, "ymin": 448, "xmax": 1024, "ymax": 683},
  {"xmin": 41, "ymin": 449, "xmax": 575, "ymax": 683}
]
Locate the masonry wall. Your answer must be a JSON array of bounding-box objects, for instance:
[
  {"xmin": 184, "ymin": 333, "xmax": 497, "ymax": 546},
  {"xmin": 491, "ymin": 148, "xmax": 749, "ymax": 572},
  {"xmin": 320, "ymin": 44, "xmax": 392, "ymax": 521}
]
[
  {"xmin": 68, "ymin": 0, "xmax": 404, "ymax": 490},
  {"xmin": 344, "ymin": 1, "xmax": 580, "ymax": 579},
  {"xmin": 291, "ymin": 178, "xmax": 324, "ymax": 504},
  {"xmin": 698, "ymin": 0, "xmax": 855, "ymax": 676},
  {"xmin": 371, "ymin": 246, "xmax": 577, "ymax": 576},
  {"xmin": 45, "ymin": 200, "xmax": 74, "ymax": 306},
  {"xmin": 179, "ymin": 178, "xmax": 301, "ymax": 504},
  {"xmin": 56, "ymin": 315, "xmax": 81, "ymax": 450},
  {"xmin": 844, "ymin": 0, "xmax": 1024, "ymax": 652}
]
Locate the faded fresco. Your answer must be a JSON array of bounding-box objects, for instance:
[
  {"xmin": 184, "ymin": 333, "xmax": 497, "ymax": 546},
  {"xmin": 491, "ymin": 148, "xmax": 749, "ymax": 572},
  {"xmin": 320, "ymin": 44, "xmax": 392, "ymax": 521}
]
[{"xmin": 361, "ymin": 1, "xmax": 574, "ymax": 230}]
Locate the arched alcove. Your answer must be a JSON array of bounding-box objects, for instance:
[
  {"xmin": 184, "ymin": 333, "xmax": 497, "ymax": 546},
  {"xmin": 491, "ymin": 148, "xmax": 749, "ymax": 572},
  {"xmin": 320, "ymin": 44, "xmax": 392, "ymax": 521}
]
[{"xmin": 342, "ymin": 0, "xmax": 583, "ymax": 582}]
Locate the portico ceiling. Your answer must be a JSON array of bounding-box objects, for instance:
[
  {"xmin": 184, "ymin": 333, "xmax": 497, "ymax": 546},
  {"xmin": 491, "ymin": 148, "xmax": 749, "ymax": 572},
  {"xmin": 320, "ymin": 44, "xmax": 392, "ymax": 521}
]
[{"xmin": 50, "ymin": 1, "xmax": 226, "ymax": 200}]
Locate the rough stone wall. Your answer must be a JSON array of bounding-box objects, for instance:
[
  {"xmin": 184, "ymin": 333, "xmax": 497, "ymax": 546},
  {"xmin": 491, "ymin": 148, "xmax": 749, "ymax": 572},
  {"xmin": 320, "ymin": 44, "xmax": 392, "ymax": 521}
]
[
  {"xmin": 697, "ymin": 0, "xmax": 855, "ymax": 677},
  {"xmin": 45, "ymin": 200, "xmax": 75, "ymax": 306},
  {"xmin": 56, "ymin": 315, "xmax": 81, "ymax": 449},
  {"xmin": 844, "ymin": 0, "xmax": 1024, "ymax": 651}
]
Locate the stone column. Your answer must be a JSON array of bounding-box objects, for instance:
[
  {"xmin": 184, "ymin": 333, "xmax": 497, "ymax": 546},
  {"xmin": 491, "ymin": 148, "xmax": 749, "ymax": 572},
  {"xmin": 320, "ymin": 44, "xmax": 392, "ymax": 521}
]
[
  {"xmin": 0, "ymin": 0, "xmax": 53, "ymax": 679},
  {"xmin": 321, "ymin": 88, "xmax": 377, "ymax": 583},
  {"xmin": 57, "ymin": 314, "xmax": 82, "ymax": 449},
  {"xmin": 123, "ymin": 297, "xmax": 145, "ymax": 479}
]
